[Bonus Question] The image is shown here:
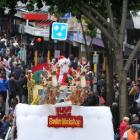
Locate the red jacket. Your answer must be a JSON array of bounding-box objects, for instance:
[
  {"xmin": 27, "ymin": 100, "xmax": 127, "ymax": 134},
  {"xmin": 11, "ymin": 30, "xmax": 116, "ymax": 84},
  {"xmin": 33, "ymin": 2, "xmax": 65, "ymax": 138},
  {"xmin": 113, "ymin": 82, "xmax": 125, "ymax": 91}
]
[{"xmin": 119, "ymin": 121, "xmax": 129, "ymax": 138}]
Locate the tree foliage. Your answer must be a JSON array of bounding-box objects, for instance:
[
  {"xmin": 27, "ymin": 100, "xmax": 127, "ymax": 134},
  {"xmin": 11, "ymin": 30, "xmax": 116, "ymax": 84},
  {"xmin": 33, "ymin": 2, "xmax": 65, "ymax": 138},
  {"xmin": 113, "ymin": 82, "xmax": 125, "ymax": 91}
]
[
  {"xmin": 0, "ymin": 0, "xmax": 18, "ymax": 15},
  {"xmin": 0, "ymin": 0, "xmax": 44, "ymax": 14},
  {"xmin": 45, "ymin": 0, "xmax": 140, "ymax": 26}
]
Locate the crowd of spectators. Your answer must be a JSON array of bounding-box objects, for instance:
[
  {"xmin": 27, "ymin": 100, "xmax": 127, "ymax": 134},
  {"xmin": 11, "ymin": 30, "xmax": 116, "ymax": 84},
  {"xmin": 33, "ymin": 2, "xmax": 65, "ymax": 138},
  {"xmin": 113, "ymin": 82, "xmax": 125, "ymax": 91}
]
[
  {"xmin": 112, "ymin": 75, "xmax": 140, "ymax": 140},
  {"xmin": 0, "ymin": 34, "xmax": 27, "ymax": 139}
]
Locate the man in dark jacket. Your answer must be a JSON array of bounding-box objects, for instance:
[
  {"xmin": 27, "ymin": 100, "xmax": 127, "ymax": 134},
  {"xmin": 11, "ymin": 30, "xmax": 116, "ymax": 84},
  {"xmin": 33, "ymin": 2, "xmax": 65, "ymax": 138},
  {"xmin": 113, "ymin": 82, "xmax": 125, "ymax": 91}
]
[
  {"xmin": 8, "ymin": 73, "xmax": 18, "ymax": 107},
  {"xmin": 16, "ymin": 73, "xmax": 28, "ymax": 103}
]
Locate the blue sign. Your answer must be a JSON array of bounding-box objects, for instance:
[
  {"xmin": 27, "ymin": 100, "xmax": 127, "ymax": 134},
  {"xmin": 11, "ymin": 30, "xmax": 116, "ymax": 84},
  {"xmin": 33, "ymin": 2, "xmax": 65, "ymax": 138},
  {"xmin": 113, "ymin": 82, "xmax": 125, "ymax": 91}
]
[{"xmin": 51, "ymin": 22, "xmax": 68, "ymax": 40}]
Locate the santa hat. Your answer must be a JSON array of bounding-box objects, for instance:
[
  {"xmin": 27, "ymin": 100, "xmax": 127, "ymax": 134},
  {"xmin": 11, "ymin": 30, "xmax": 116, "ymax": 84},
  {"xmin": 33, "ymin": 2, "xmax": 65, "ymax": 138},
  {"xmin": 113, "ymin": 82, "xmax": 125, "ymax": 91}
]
[{"xmin": 58, "ymin": 56, "xmax": 70, "ymax": 67}]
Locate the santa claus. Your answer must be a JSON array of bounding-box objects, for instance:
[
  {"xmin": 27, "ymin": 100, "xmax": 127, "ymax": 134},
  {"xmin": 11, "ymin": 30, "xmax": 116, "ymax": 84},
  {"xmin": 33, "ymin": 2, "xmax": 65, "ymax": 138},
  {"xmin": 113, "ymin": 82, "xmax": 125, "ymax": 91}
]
[{"xmin": 56, "ymin": 56, "xmax": 72, "ymax": 85}]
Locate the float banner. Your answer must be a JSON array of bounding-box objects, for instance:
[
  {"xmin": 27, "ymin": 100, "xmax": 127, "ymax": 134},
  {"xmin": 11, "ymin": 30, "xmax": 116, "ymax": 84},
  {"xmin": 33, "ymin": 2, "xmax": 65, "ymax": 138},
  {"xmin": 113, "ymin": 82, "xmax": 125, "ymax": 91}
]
[{"xmin": 48, "ymin": 106, "xmax": 83, "ymax": 128}]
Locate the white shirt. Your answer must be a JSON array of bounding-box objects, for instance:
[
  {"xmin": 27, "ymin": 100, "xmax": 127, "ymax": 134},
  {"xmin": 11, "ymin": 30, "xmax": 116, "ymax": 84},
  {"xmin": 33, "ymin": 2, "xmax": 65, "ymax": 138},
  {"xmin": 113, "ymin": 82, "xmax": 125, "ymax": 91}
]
[{"xmin": 122, "ymin": 131, "xmax": 128, "ymax": 139}]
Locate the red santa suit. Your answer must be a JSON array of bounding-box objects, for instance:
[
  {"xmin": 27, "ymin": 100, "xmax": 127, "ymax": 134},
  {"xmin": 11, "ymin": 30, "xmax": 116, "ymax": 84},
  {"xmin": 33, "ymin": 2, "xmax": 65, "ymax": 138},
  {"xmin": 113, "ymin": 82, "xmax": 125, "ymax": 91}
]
[
  {"xmin": 56, "ymin": 57, "xmax": 72, "ymax": 85},
  {"xmin": 56, "ymin": 67, "xmax": 72, "ymax": 85}
]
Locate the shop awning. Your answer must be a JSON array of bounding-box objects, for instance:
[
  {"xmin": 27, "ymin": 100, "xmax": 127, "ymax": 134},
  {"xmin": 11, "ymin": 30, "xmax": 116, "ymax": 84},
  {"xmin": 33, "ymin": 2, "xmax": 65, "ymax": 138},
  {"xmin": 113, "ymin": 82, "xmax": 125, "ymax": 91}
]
[
  {"xmin": 34, "ymin": 20, "xmax": 53, "ymax": 27},
  {"xmin": 92, "ymin": 37, "xmax": 104, "ymax": 47},
  {"xmin": 68, "ymin": 31, "xmax": 104, "ymax": 47}
]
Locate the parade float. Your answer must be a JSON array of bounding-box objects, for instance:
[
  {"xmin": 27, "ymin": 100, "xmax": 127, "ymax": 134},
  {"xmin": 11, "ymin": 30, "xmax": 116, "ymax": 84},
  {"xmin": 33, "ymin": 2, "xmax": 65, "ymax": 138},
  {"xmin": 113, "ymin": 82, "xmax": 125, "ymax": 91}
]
[
  {"xmin": 28, "ymin": 57, "xmax": 91, "ymax": 106},
  {"xmin": 6, "ymin": 57, "xmax": 114, "ymax": 140}
]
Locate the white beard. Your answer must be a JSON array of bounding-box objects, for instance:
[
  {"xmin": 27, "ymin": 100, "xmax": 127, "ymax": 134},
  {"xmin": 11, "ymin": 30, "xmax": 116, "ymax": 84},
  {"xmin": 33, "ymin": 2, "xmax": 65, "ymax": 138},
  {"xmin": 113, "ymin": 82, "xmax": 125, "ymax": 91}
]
[{"xmin": 61, "ymin": 65, "xmax": 69, "ymax": 74}]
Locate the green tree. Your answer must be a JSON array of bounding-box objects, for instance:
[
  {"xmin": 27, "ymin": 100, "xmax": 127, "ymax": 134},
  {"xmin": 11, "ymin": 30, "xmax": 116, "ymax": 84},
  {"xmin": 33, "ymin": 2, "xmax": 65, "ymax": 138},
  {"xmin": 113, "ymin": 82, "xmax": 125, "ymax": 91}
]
[
  {"xmin": 0, "ymin": 0, "xmax": 18, "ymax": 34},
  {"xmin": 45, "ymin": 0, "xmax": 140, "ymax": 119}
]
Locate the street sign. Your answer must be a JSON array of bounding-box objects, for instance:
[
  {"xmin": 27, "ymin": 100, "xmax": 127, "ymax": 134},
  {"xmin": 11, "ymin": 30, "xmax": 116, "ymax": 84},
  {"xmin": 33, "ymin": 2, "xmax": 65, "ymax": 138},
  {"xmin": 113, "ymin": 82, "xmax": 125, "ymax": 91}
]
[{"xmin": 51, "ymin": 22, "xmax": 68, "ymax": 40}]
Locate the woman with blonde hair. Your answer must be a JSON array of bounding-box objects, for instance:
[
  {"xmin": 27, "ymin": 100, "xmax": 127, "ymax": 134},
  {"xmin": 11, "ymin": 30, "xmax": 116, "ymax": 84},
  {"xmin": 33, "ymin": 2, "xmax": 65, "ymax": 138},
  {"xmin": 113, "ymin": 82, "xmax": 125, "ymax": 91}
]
[{"xmin": 119, "ymin": 116, "xmax": 130, "ymax": 140}]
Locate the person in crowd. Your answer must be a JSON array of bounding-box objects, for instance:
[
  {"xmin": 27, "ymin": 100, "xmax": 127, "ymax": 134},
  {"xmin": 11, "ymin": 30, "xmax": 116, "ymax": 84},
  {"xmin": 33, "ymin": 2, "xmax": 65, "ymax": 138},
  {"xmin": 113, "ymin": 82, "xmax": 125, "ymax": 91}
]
[
  {"xmin": 0, "ymin": 114, "xmax": 13, "ymax": 139},
  {"xmin": 8, "ymin": 73, "xmax": 18, "ymax": 107},
  {"xmin": 16, "ymin": 73, "xmax": 27, "ymax": 103},
  {"xmin": 69, "ymin": 54, "xmax": 75, "ymax": 67},
  {"xmin": 86, "ymin": 70, "xmax": 94, "ymax": 92},
  {"xmin": 131, "ymin": 114, "xmax": 140, "ymax": 124},
  {"xmin": 13, "ymin": 40, "xmax": 20, "ymax": 55},
  {"xmin": 12, "ymin": 63, "xmax": 23, "ymax": 79},
  {"xmin": 81, "ymin": 93, "xmax": 99, "ymax": 106},
  {"xmin": 129, "ymin": 84, "xmax": 140, "ymax": 115},
  {"xmin": 71, "ymin": 57, "xmax": 79, "ymax": 70},
  {"xmin": 119, "ymin": 116, "xmax": 130, "ymax": 139},
  {"xmin": 0, "ymin": 35, "xmax": 7, "ymax": 46},
  {"xmin": 80, "ymin": 57, "xmax": 89, "ymax": 68},
  {"xmin": 111, "ymin": 102, "xmax": 120, "ymax": 140},
  {"xmin": 9, "ymin": 97, "xmax": 18, "ymax": 115},
  {"xmin": 129, "ymin": 81, "xmax": 138, "ymax": 105},
  {"xmin": 5, "ymin": 47, "xmax": 10, "ymax": 58},
  {"xmin": 0, "ymin": 115, "xmax": 10, "ymax": 139},
  {"xmin": 0, "ymin": 55, "xmax": 7, "ymax": 69},
  {"xmin": 22, "ymin": 72, "xmax": 28, "ymax": 103},
  {"xmin": 0, "ymin": 120, "xmax": 4, "ymax": 139},
  {"xmin": 0, "ymin": 68, "xmax": 8, "ymax": 116},
  {"xmin": 122, "ymin": 124, "xmax": 139, "ymax": 140},
  {"xmin": 51, "ymin": 58, "xmax": 57, "ymax": 69},
  {"xmin": 135, "ymin": 83, "xmax": 140, "ymax": 98}
]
